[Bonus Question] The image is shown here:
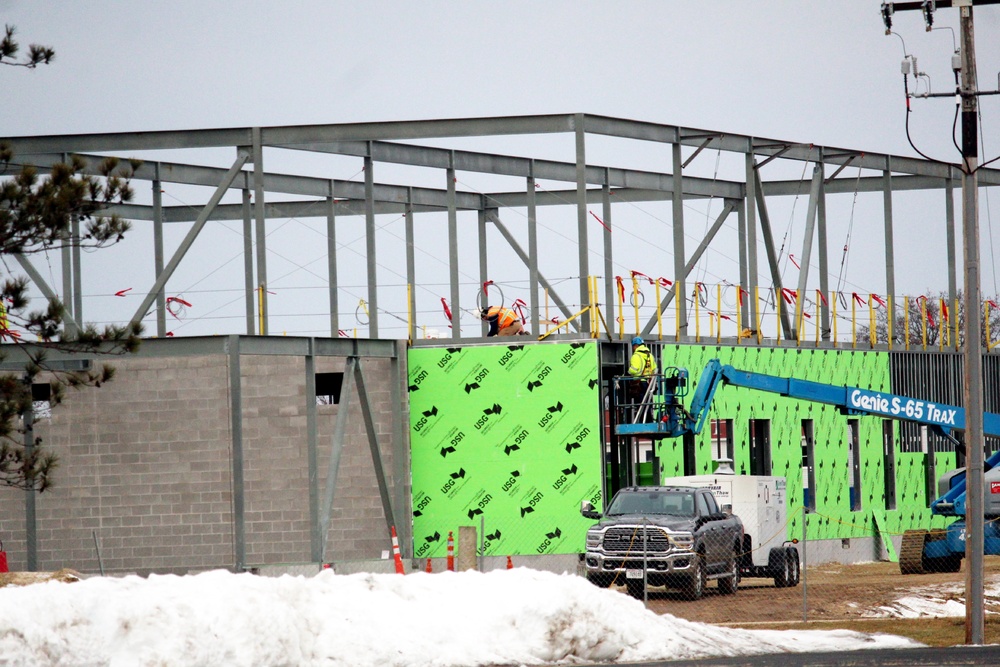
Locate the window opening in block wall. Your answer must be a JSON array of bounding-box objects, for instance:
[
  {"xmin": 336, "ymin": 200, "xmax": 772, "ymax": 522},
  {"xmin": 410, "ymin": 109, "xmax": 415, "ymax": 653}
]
[
  {"xmin": 32, "ymin": 383, "xmax": 52, "ymax": 420},
  {"xmin": 316, "ymin": 372, "xmax": 344, "ymax": 405}
]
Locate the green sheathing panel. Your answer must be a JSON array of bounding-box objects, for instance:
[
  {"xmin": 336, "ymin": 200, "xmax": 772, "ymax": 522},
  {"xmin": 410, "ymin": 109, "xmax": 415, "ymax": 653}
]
[
  {"xmin": 408, "ymin": 342, "xmax": 602, "ymax": 558},
  {"xmin": 655, "ymin": 345, "xmax": 950, "ymax": 541}
]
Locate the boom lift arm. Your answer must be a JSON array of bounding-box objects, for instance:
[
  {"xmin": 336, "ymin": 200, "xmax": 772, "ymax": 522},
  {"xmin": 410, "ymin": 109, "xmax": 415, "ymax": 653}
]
[{"xmin": 615, "ymin": 359, "xmax": 1000, "ymax": 518}]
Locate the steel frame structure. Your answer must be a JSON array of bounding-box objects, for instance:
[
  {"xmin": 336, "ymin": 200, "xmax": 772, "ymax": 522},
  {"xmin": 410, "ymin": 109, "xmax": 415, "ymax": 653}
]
[{"xmin": 4, "ymin": 113, "xmax": 999, "ymax": 342}]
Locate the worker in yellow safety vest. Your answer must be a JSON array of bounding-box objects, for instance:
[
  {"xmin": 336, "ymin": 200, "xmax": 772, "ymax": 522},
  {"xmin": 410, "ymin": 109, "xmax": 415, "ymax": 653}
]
[
  {"xmin": 626, "ymin": 336, "xmax": 657, "ymax": 409},
  {"xmin": 475, "ymin": 305, "xmax": 524, "ymax": 337},
  {"xmin": 628, "ymin": 336, "xmax": 656, "ymax": 377}
]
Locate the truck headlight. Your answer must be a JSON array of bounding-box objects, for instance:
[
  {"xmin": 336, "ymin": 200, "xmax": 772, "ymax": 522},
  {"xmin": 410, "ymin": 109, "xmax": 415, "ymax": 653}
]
[
  {"xmin": 669, "ymin": 532, "xmax": 693, "ymax": 550},
  {"xmin": 586, "ymin": 529, "xmax": 602, "ymax": 548}
]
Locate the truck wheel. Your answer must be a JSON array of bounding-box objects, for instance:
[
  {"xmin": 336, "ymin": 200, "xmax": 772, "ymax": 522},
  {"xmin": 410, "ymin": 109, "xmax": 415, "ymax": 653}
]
[
  {"xmin": 625, "ymin": 578, "xmax": 645, "ymax": 599},
  {"xmin": 769, "ymin": 547, "xmax": 790, "ymax": 588},
  {"xmin": 787, "ymin": 547, "xmax": 800, "ymax": 587},
  {"xmin": 684, "ymin": 554, "xmax": 706, "ymax": 600},
  {"xmin": 718, "ymin": 546, "xmax": 740, "ymax": 595}
]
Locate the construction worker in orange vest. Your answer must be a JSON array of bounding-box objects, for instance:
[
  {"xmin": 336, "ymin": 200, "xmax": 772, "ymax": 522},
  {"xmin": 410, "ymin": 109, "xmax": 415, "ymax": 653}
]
[{"xmin": 475, "ymin": 305, "xmax": 524, "ymax": 337}]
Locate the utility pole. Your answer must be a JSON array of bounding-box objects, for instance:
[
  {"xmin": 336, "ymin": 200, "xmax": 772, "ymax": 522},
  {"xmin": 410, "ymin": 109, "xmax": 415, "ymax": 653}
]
[{"xmin": 881, "ymin": 0, "xmax": 1000, "ymax": 645}]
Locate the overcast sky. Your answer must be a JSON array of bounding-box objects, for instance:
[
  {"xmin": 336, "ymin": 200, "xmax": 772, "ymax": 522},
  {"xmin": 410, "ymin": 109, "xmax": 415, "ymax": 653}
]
[{"xmin": 3, "ymin": 1, "xmax": 1000, "ymax": 338}]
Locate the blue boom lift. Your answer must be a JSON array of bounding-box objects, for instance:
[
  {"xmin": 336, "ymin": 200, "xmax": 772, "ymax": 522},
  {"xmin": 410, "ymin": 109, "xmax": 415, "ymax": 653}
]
[{"xmin": 613, "ymin": 359, "xmax": 1000, "ymax": 574}]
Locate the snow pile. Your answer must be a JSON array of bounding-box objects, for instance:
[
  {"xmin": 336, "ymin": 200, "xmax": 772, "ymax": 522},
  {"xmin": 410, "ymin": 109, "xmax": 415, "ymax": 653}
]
[
  {"xmin": 0, "ymin": 568, "xmax": 919, "ymax": 666},
  {"xmin": 865, "ymin": 577, "xmax": 1000, "ymax": 619}
]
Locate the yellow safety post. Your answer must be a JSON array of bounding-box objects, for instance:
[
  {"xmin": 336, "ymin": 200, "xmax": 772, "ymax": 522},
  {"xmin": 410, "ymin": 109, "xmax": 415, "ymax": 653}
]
[
  {"xmin": 867, "ymin": 295, "xmax": 876, "ymax": 348},
  {"xmin": 735, "ymin": 287, "xmax": 743, "ymax": 344},
  {"xmin": 257, "ymin": 284, "xmax": 264, "ymax": 336},
  {"xmin": 920, "ymin": 297, "xmax": 928, "ymax": 350},
  {"xmin": 407, "ymin": 283, "xmax": 413, "ymax": 343},
  {"xmin": 887, "ymin": 295, "xmax": 893, "ymax": 351},
  {"xmin": 987, "ymin": 301, "xmax": 993, "ymax": 351},
  {"xmin": 831, "ymin": 292, "xmax": 838, "ymax": 347},
  {"xmin": 954, "ymin": 298, "xmax": 960, "ymax": 351},
  {"xmin": 754, "ymin": 287, "xmax": 762, "ymax": 345},
  {"xmin": 717, "ymin": 284, "xmax": 723, "ymax": 344},
  {"xmin": 815, "ymin": 290, "xmax": 821, "ymax": 347},
  {"xmin": 590, "ymin": 276, "xmax": 601, "ymax": 338},
  {"xmin": 904, "ymin": 296, "xmax": 910, "ymax": 351},
  {"xmin": 631, "ymin": 273, "xmax": 641, "ymax": 337},
  {"xmin": 775, "ymin": 289, "xmax": 782, "ymax": 346},
  {"xmin": 655, "ymin": 279, "xmax": 663, "ymax": 341},
  {"xmin": 694, "ymin": 283, "xmax": 701, "ymax": 342},
  {"xmin": 616, "ymin": 278, "xmax": 625, "ymax": 341},
  {"xmin": 851, "ymin": 295, "xmax": 857, "ymax": 349},
  {"xmin": 675, "ymin": 288, "xmax": 681, "ymax": 341},
  {"xmin": 939, "ymin": 298, "xmax": 945, "ymax": 351}
]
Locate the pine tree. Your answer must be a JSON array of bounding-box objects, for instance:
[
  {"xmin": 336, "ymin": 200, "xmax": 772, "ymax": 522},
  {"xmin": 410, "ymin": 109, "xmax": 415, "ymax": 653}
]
[{"xmin": 1, "ymin": 26, "xmax": 142, "ymax": 491}]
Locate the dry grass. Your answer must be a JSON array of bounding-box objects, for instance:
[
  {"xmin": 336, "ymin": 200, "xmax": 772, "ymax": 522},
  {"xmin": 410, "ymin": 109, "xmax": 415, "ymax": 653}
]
[{"xmin": 0, "ymin": 569, "xmax": 81, "ymax": 587}]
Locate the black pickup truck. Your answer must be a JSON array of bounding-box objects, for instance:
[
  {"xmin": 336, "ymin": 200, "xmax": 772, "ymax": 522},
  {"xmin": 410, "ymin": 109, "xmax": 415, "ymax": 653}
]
[{"xmin": 580, "ymin": 485, "xmax": 744, "ymax": 599}]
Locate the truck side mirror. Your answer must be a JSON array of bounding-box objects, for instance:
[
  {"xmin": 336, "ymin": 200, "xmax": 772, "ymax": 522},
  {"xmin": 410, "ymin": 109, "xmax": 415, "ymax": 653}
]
[{"xmin": 580, "ymin": 500, "xmax": 601, "ymax": 520}]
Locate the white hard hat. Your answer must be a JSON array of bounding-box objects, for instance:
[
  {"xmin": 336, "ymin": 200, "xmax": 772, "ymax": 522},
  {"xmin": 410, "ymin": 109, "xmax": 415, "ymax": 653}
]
[{"xmin": 471, "ymin": 308, "xmax": 482, "ymax": 320}]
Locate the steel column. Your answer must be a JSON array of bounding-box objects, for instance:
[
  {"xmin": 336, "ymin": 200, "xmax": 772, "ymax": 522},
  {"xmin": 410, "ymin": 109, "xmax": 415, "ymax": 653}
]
[
  {"xmin": 405, "ymin": 188, "xmax": 416, "ymax": 340},
  {"xmin": 327, "ymin": 180, "xmax": 340, "ymax": 337},
  {"xmin": 737, "ymin": 196, "xmax": 749, "ymax": 331},
  {"xmin": 478, "ymin": 208, "xmax": 489, "ymax": 336},
  {"xmin": 602, "ymin": 169, "xmax": 615, "ymax": 338},
  {"xmin": 60, "ymin": 218, "xmax": 74, "ymax": 337},
  {"xmin": 946, "ymin": 176, "xmax": 957, "ymax": 310},
  {"xmin": 152, "ymin": 169, "xmax": 166, "ymax": 337},
  {"xmin": 746, "ymin": 149, "xmax": 759, "ymax": 330},
  {"xmin": 575, "ymin": 114, "xmax": 591, "ymax": 331},
  {"xmin": 305, "ymin": 340, "xmax": 320, "ymax": 562},
  {"xmin": 672, "ymin": 142, "xmax": 687, "ymax": 336},
  {"xmin": 71, "ymin": 214, "xmax": 83, "ymax": 332},
  {"xmin": 817, "ymin": 158, "xmax": 831, "ymax": 340},
  {"xmin": 241, "ymin": 185, "xmax": 255, "ymax": 335},
  {"xmin": 226, "ymin": 335, "xmax": 246, "ymax": 571},
  {"xmin": 365, "ymin": 149, "xmax": 378, "ymax": 337},
  {"xmin": 882, "ymin": 164, "xmax": 897, "ymax": 339},
  {"xmin": 527, "ymin": 165, "xmax": 540, "ymax": 336},
  {"xmin": 253, "ymin": 129, "xmax": 268, "ymax": 335},
  {"xmin": 22, "ymin": 382, "xmax": 36, "ymax": 571},
  {"xmin": 447, "ymin": 157, "xmax": 460, "ymax": 339}
]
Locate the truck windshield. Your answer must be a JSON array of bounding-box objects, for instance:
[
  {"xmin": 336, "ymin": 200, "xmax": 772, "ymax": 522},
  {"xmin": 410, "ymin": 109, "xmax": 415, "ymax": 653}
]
[{"xmin": 606, "ymin": 491, "xmax": 696, "ymax": 517}]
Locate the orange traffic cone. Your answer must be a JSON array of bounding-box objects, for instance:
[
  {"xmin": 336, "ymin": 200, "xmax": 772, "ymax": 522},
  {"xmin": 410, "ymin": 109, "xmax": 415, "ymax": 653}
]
[
  {"xmin": 390, "ymin": 526, "xmax": 405, "ymax": 574},
  {"xmin": 506, "ymin": 555, "xmax": 514, "ymax": 570},
  {"xmin": 447, "ymin": 531, "xmax": 455, "ymax": 571},
  {"xmin": 425, "ymin": 557, "xmax": 432, "ymax": 573}
]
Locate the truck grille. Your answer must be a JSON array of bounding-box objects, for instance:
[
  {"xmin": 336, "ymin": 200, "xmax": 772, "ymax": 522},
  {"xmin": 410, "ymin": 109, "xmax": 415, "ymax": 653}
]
[{"xmin": 601, "ymin": 526, "xmax": 673, "ymax": 554}]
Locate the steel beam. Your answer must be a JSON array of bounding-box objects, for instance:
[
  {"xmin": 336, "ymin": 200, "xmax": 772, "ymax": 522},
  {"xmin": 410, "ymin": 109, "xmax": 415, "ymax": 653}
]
[
  {"xmin": 253, "ymin": 129, "xmax": 268, "ymax": 335},
  {"xmin": 447, "ymin": 159, "xmax": 460, "ymax": 340},
  {"xmin": 327, "ymin": 181, "xmax": 340, "ymax": 337},
  {"xmin": 753, "ymin": 170, "xmax": 793, "ymax": 339},
  {"xmin": 485, "ymin": 212, "xmax": 575, "ymax": 326},
  {"xmin": 793, "ymin": 165, "xmax": 824, "ymax": 338},
  {"xmin": 319, "ymin": 356, "xmax": 354, "ymax": 563},
  {"xmin": 353, "ymin": 359, "xmax": 398, "ymax": 540},
  {"xmin": 672, "ymin": 142, "xmax": 687, "ymax": 337},
  {"xmin": 129, "ymin": 152, "xmax": 250, "ymax": 326},
  {"xmin": 643, "ymin": 200, "xmax": 736, "ymax": 336}
]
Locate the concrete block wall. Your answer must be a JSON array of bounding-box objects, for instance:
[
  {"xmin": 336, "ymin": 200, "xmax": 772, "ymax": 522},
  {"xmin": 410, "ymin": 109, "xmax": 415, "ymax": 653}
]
[{"xmin": 0, "ymin": 341, "xmax": 406, "ymax": 575}]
